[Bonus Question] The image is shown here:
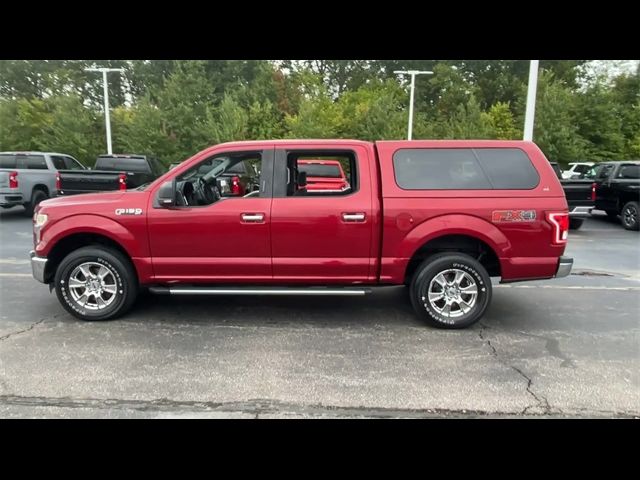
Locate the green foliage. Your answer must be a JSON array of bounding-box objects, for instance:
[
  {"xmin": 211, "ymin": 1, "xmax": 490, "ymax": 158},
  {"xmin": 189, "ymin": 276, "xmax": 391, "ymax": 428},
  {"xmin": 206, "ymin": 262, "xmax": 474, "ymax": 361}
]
[
  {"xmin": 1, "ymin": 60, "xmax": 638, "ymax": 165},
  {"xmin": 517, "ymin": 71, "xmax": 587, "ymax": 162},
  {"xmin": 337, "ymin": 80, "xmax": 407, "ymax": 140},
  {"xmin": 439, "ymin": 95, "xmax": 494, "ymax": 139},
  {"xmin": 482, "ymin": 102, "xmax": 521, "ymax": 140}
]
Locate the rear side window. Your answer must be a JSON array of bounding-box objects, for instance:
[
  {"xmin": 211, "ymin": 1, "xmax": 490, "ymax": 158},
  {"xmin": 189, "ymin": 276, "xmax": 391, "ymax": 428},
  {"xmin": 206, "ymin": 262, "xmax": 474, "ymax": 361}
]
[
  {"xmin": 17, "ymin": 155, "xmax": 47, "ymax": 170},
  {"xmin": 393, "ymin": 148, "xmax": 539, "ymax": 190},
  {"xmin": 617, "ymin": 165, "xmax": 640, "ymax": 179},
  {"xmin": 0, "ymin": 154, "xmax": 17, "ymax": 168},
  {"xmin": 64, "ymin": 156, "xmax": 85, "ymax": 170},
  {"xmin": 597, "ymin": 164, "xmax": 614, "ymax": 179},
  {"xmin": 50, "ymin": 156, "xmax": 66, "ymax": 170}
]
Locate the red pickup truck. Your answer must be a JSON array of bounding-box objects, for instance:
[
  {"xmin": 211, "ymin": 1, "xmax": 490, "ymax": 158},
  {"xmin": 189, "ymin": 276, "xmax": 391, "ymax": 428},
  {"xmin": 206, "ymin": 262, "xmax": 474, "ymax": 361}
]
[
  {"xmin": 297, "ymin": 159, "xmax": 349, "ymax": 192},
  {"xmin": 30, "ymin": 140, "xmax": 572, "ymax": 329}
]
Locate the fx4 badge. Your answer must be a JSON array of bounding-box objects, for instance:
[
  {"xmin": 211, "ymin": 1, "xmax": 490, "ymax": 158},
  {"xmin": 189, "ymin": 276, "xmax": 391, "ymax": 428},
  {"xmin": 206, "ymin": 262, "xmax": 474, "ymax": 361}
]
[
  {"xmin": 115, "ymin": 208, "xmax": 143, "ymax": 216},
  {"xmin": 492, "ymin": 210, "xmax": 536, "ymax": 222}
]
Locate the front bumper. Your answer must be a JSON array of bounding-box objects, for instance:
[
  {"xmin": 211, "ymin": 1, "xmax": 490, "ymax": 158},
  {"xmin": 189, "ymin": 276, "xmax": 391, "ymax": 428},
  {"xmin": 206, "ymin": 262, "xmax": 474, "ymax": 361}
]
[
  {"xmin": 555, "ymin": 256, "xmax": 573, "ymax": 278},
  {"xmin": 30, "ymin": 250, "xmax": 48, "ymax": 283}
]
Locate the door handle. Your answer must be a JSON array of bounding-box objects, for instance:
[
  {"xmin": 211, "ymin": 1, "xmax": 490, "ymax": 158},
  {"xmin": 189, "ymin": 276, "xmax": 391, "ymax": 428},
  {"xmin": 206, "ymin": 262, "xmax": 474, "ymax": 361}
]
[
  {"xmin": 241, "ymin": 213, "xmax": 265, "ymax": 223},
  {"xmin": 342, "ymin": 212, "xmax": 366, "ymax": 222}
]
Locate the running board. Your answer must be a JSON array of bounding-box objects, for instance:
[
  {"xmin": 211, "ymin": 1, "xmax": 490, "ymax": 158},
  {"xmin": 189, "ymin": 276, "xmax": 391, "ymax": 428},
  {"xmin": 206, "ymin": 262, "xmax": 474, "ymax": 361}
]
[{"xmin": 149, "ymin": 286, "xmax": 372, "ymax": 296}]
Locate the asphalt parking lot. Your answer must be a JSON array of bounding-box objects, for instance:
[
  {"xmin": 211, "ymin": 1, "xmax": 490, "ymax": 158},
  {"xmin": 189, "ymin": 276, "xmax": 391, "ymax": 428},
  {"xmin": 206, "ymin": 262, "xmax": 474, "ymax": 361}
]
[{"xmin": 0, "ymin": 206, "xmax": 638, "ymax": 418}]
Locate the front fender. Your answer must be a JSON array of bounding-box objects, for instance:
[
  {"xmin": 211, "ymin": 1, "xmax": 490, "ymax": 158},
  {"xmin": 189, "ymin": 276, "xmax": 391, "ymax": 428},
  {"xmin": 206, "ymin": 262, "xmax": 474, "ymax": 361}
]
[{"xmin": 36, "ymin": 214, "xmax": 144, "ymax": 258}]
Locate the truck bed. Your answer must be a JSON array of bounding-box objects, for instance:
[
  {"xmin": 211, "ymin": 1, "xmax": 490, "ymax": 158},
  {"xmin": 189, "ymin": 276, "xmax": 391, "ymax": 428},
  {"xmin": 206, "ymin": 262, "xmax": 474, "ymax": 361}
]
[{"xmin": 58, "ymin": 170, "xmax": 124, "ymax": 195}]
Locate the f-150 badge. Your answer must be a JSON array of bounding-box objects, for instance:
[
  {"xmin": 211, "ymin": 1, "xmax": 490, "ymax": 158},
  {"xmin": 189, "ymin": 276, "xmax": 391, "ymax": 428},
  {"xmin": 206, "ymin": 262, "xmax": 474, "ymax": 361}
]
[
  {"xmin": 115, "ymin": 208, "xmax": 143, "ymax": 216},
  {"xmin": 492, "ymin": 210, "xmax": 536, "ymax": 222}
]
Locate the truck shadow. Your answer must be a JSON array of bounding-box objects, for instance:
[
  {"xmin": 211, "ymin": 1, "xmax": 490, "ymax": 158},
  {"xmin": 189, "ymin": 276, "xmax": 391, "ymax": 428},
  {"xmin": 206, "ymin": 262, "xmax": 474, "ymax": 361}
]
[
  {"xmin": 125, "ymin": 287, "xmax": 534, "ymax": 331},
  {"xmin": 132, "ymin": 287, "xmax": 423, "ymax": 328}
]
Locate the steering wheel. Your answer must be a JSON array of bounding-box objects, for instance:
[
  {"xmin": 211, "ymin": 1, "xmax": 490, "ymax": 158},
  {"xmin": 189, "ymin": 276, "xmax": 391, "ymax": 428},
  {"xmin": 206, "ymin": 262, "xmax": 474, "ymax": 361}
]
[{"xmin": 195, "ymin": 177, "xmax": 220, "ymax": 205}]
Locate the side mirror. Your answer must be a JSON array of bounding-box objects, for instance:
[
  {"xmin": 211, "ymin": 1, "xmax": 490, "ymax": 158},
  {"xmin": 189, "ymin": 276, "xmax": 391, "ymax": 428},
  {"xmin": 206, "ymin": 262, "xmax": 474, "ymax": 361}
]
[
  {"xmin": 297, "ymin": 171, "xmax": 308, "ymax": 188},
  {"xmin": 157, "ymin": 179, "xmax": 176, "ymax": 207}
]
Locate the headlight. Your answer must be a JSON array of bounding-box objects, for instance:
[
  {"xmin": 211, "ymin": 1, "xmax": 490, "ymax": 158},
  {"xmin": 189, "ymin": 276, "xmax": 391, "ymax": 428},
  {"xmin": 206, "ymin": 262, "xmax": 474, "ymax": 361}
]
[{"xmin": 34, "ymin": 213, "xmax": 48, "ymax": 228}]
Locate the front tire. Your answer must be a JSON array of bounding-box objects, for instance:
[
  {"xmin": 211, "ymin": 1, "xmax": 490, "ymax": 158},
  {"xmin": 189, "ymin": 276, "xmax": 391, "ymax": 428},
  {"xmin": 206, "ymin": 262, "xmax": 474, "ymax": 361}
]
[
  {"xmin": 621, "ymin": 201, "xmax": 639, "ymax": 231},
  {"xmin": 54, "ymin": 246, "xmax": 138, "ymax": 321},
  {"xmin": 409, "ymin": 253, "xmax": 492, "ymax": 329}
]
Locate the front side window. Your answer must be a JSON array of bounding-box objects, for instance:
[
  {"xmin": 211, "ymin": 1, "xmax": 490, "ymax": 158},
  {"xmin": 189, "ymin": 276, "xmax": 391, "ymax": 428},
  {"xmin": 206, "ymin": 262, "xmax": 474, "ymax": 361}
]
[{"xmin": 173, "ymin": 151, "xmax": 263, "ymax": 207}]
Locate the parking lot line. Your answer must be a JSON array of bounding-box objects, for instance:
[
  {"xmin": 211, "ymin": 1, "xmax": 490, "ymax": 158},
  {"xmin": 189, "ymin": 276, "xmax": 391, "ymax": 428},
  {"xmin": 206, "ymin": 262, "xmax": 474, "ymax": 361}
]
[{"xmin": 0, "ymin": 273, "xmax": 33, "ymax": 277}]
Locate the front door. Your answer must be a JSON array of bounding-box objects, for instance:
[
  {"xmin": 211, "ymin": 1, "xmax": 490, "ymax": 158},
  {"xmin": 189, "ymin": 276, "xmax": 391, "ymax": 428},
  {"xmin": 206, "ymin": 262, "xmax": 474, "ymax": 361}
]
[{"xmin": 147, "ymin": 147, "xmax": 274, "ymax": 283}]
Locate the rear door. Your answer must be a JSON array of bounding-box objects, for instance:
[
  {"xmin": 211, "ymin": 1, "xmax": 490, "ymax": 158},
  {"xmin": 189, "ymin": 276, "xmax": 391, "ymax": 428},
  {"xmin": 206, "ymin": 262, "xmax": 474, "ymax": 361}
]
[{"xmin": 269, "ymin": 143, "xmax": 376, "ymax": 283}]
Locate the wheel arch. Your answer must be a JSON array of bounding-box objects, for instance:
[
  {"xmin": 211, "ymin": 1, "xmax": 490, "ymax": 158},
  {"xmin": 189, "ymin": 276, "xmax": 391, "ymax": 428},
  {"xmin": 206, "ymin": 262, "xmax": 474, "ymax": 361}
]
[{"xmin": 399, "ymin": 215, "xmax": 510, "ymax": 284}]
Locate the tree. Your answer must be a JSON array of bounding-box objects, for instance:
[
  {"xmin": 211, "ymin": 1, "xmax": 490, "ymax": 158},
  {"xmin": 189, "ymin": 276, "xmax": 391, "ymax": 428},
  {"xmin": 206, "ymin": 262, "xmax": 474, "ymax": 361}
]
[
  {"xmin": 518, "ymin": 70, "xmax": 587, "ymax": 163},
  {"xmin": 482, "ymin": 102, "xmax": 521, "ymax": 140},
  {"xmin": 439, "ymin": 94, "xmax": 494, "ymax": 139},
  {"xmin": 337, "ymin": 80, "xmax": 407, "ymax": 140}
]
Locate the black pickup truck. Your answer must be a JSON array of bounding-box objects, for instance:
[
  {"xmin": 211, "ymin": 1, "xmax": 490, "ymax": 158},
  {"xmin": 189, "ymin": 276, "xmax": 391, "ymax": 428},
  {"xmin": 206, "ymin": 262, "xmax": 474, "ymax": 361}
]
[
  {"xmin": 591, "ymin": 161, "xmax": 640, "ymax": 231},
  {"xmin": 550, "ymin": 162, "xmax": 595, "ymax": 230},
  {"xmin": 58, "ymin": 154, "xmax": 166, "ymax": 196}
]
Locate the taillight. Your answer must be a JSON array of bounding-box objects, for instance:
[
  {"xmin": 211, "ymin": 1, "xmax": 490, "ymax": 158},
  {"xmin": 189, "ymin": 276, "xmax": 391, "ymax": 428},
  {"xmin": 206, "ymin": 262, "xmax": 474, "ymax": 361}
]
[
  {"xmin": 547, "ymin": 212, "xmax": 569, "ymax": 245},
  {"xmin": 9, "ymin": 171, "xmax": 18, "ymax": 189},
  {"xmin": 118, "ymin": 174, "xmax": 127, "ymax": 191},
  {"xmin": 231, "ymin": 176, "xmax": 242, "ymax": 195},
  {"xmin": 55, "ymin": 172, "xmax": 61, "ymax": 190},
  {"xmin": 591, "ymin": 182, "xmax": 596, "ymax": 201}
]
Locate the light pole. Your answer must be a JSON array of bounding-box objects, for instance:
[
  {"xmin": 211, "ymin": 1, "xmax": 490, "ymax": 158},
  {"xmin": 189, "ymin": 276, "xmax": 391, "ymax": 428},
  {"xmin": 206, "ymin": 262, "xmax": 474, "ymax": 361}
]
[
  {"xmin": 523, "ymin": 60, "xmax": 539, "ymax": 141},
  {"xmin": 394, "ymin": 70, "xmax": 433, "ymax": 140},
  {"xmin": 85, "ymin": 67, "xmax": 125, "ymax": 155}
]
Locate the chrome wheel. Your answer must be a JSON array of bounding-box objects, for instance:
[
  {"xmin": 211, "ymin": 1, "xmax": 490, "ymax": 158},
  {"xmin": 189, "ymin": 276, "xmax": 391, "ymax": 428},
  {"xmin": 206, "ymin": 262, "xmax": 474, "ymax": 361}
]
[
  {"xmin": 67, "ymin": 262, "xmax": 118, "ymax": 311},
  {"xmin": 623, "ymin": 204, "xmax": 637, "ymax": 227},
  {"xmin": 426, "ymin": 268, "xmax": 478, "ymax": 319}
]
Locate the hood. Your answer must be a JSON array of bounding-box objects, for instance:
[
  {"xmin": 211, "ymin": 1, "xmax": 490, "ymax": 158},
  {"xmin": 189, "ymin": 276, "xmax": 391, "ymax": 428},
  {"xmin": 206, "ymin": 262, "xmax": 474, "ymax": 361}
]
[{"xmin": 39, "ymin": 191, "xmax": 127, "ymax": 210}]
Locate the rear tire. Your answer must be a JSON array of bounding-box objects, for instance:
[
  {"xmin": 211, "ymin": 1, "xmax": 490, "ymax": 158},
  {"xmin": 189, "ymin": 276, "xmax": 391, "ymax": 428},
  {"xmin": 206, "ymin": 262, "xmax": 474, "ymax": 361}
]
[
  {"xmin": 409, "ymin": 253, "xmax": 492, "ymax": 329},
  {"xmin": 24, "ymin": 189, "xmax": 47, "ymax": 217},
  {"xmin": 621, "ymin": 201, "xmax": 639, "ymax": 231},
  {"xmin": 54, "ymin": 246, "xmax": 138, "ymax": 321},
  {"xmin": 569, "ymin": 218, "xmax": 584, "ymax": 230}
]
